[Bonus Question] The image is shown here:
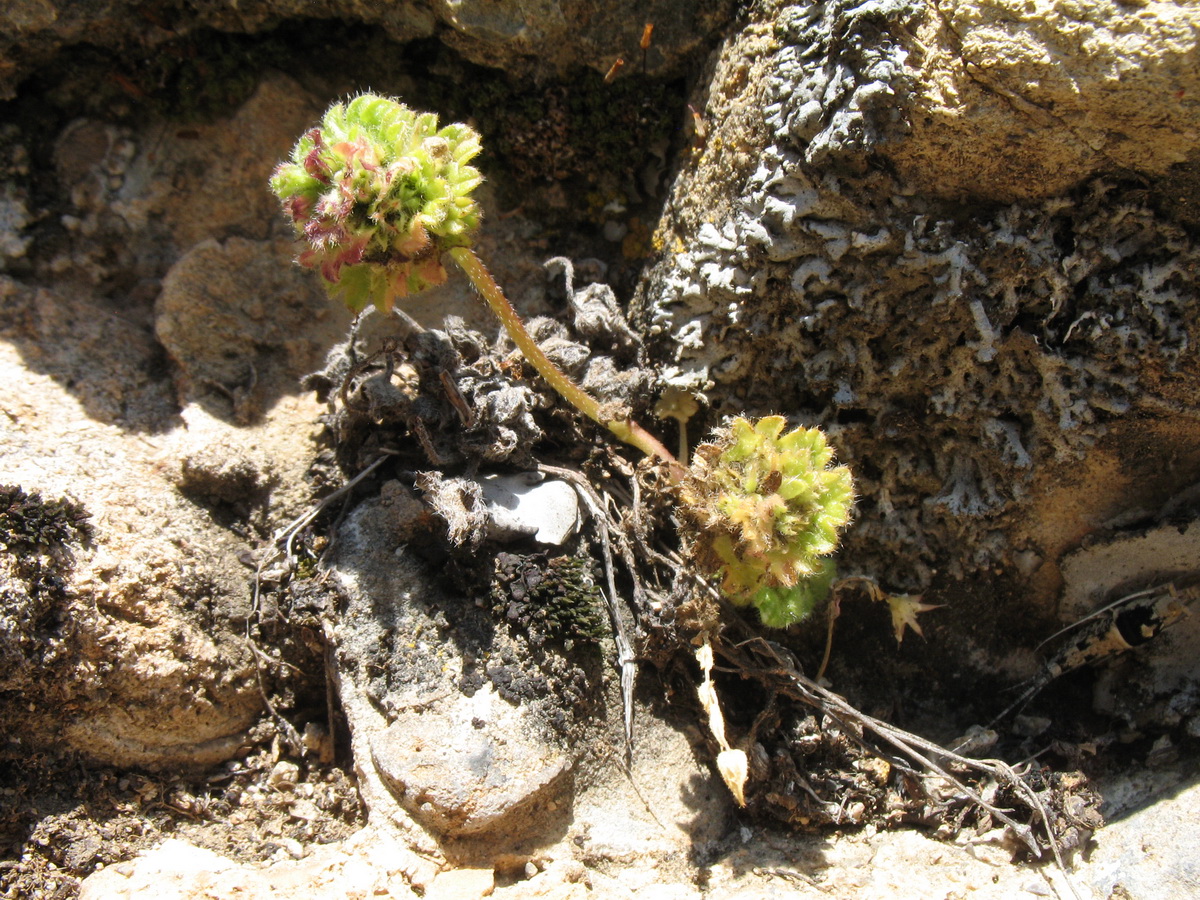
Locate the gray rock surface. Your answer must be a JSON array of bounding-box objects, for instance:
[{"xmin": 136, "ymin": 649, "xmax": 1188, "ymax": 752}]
[
  {"xmin": 1081, "ymin": 769, "xmax": 1200, "ymax": 900},
  {"xmin": 327, "ymin": 492, "xmax": 581, "ymax": 843},
  {"xmin": 370, "ymin": 687, "xmax": 574, "ymax": 838},
  {"xmin": 478, "ymin": 473, "xmax": 581, "ymax": 544},
  {"xmin": 637, "ymin": 0, "xmax": 1200, "ymax": 640}
]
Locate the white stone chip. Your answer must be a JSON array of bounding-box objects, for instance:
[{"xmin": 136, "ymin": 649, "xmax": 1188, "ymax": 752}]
[{"xmin": 479, "ymin": 473, "xmax": 581, "ymax": 545}]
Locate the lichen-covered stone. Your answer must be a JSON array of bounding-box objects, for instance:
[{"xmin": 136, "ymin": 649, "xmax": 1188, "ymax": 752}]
[
  {"xmin": 637, "ymin": 0, "xmax": 1200, "ymax": 628},
  {"xmin": 0, "ymin": 486, "xmax": 92, "ymax": 684},
  {"xmin": 753, "ymin": 0, "xmax": 1200, "ymax": 202}
]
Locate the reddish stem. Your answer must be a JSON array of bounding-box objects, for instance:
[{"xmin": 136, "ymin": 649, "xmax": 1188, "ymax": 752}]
[{"xmin": 449, "ymin": 246, "xmax": 682, "ymax": 479}]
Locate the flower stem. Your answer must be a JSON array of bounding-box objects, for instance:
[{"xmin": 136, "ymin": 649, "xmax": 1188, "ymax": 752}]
[{"xmin": 449, "ymin": 246, "xmax": 682, "ymax": 476}]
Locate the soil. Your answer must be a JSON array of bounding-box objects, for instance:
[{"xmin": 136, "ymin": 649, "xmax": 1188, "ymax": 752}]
[{"xmin": 0, "ymin": 734, "xmax": 363, "ymax": 900}]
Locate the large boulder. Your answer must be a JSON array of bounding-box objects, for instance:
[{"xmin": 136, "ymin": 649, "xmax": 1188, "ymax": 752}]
[{"xmin": 637, "ymin": 0, "xmax": 1200, "ymax": 702}]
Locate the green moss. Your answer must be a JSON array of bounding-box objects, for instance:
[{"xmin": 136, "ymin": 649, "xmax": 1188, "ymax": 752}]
[
  {"xmin": 294, "ymin": 554, "xmax": 319, "ymax": 581},
  {"xmin": 0, "ymin": 485, "xmax": 92, "ymax": 554},
  {"xmin": 492, "ymin": 552, "xmax": 606, "ymax": 648},
  {"xmin": 0, "ymin": 486, "xmax": 92, "ymax": 673}
]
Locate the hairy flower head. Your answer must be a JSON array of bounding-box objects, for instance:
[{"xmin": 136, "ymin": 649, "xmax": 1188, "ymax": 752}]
[
  {"xmin": 270, "ymin": 94, "xmax": 483, "ymax": 312},
  {"xmin": 679, "ymin": 416, "xmax": 854, "ymax": 628}
]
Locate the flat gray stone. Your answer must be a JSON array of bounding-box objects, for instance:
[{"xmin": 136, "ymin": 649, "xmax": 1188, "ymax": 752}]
[
  {"xmin": 370, "ymin": 684, "xmax": 572, "ymax": 838},
  {"xmin": 479, "ymin": 473, "xmax": 580, "ymax": 545},
  {"xmin": 1081, "ymin": 776, "xmax": 1200, "ymax": 900}
]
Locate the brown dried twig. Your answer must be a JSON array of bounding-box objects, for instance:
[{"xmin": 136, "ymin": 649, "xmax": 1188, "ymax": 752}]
[{"xmin": 668, "ymin": 564, "xmax": 1082, "ymax": 898}]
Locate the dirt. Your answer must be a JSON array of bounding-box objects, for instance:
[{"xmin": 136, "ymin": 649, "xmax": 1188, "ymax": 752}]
[{"xmin": 0, "ymin": 736, "xmax": 363, "ymax": 899}]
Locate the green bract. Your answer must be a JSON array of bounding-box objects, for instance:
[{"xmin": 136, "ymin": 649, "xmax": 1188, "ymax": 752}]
[
  {"xmin": 680, "ymin": 416, "xmax": 854, "ymax": 628},
  {"xmin": 270, "ymin": 93, "xmax": 483, "ymax": 312}
]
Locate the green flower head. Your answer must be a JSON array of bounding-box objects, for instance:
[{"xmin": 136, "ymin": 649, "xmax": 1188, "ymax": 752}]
[
  {"xmin": 270, "ymin": 94, "xmax": 483, "ymax": 312},
  {"xmin": 680, "ymin": 416, "xmax": 854, "ymax": 628}
]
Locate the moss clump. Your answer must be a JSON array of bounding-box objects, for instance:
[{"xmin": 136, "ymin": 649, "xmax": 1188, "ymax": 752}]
[
  {"xmin": 0, "ymin": 486, "xmax": 93, "ymax": 677},
  {"xmin": 0, "ymin": 485, "xmax": 92, "ymax": 556},
  {"xmin": 492, "ymin": 552, "xmax": 606, "ymax": 649}
]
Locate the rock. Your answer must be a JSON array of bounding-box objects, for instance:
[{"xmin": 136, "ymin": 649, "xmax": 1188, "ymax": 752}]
[
  {"xmin": 435, "ymin": 0, "xmax": 735, "ymax": 78},
  {"xmin": 81, "ymin": 783, "xmax": 1200, "ymax": 900},
  {"xmin": 753, "ymin": 1, "xmax": 1200, "ymax": 203},
  {"xmin": 0, "ymin": 334, "xmax": 264, "ymax": 769},
  {"xmin": 371, "ymin": 685, "xmax": 574, "ymax": 839},
  {"xmin": 327, "ymin": 488, "xmax": 735, "ymax": 861},
  {"xmin": 886, "ymin": 1, "xmax": 1200, "ymax": 202},
  {"xmin": 49, "ymin": 75, "xmax": 322, "ymax": 263},
  {"xmin": 0, "ymin": 276, "xmax": 176, "ymax": 431},
  {"xmin": 637, "ymin": 0, "xmax": 1200, "ymax": 643},
  {"xmin": 267, "ymin": 760, "xmax": 301, "ymax": 791},
  {"xmin": 479, "ymin": 473, "xmax": 581, "ymax": 545},
  {"xmin": 1054, "ymin": 521, "xmax": 1200, "ymax": 729},
  {"xmin": 10, "ymin": 3, "xmax": 1200, "ymax": 898},
  {"xmin": 63, "ymin": 73, "xmax": 310, "ymax": 252},
  {"xmin": 142, "ymin": 75, "xmax": 325, "ymax": 249},
  {"xmin": 0, "ymin": 1, "xmax": 737, "ymax": 101},
  {"xmin": 0, "ymin": 185, "xmax": 31, "ymax": 264},
  {"xmin": 155, "ymin": 235, "xmax": 351, "ymax": 421},
  {"xmin": 1080, "ymin": 771, "xmax": 1200, "ymax": 900},
  {"xmin": 0, "ymin": 4, "xmax": 432, "ymax": 102},
  {"xmin": 427, "ymin": 867, "xmax": 496, "ymax": 900},
  {"xmin": 78, "ymin": 840, "xmax": 239, "ymax": 900},
  {"xmin": 492, "ymin": 860, "xmax": 589, "ymax": 900},
  {"xmin": 1060, "ymin": 521, "xmax": 1200, "ymax": 618},
  {"xmin": 0, "ymin": 87, "xmax": 338, "ymax": 768},
  {"xmin": 77, "ymin": 830, "xmax": 429, "ymax": 900},
  {"xmin": 327, "ymin": 496, "xmax": 581, "ymax": 844}
]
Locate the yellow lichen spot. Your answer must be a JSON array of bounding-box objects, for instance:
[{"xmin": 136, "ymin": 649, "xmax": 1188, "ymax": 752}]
[{"xmin": 621, "ymin": 217, "xmax": 653, "ymax": 259}]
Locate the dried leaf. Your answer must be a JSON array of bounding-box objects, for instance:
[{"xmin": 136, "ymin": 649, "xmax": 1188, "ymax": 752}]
[
  {"xmin": 697, "ymin": 641, "xmax": 748, "ymax": 805},
  {"xmin": 717, "ymin": 749, "xmax": 748, "ymax": 807},
  {"xmin": 885, "ymin": 593, "xmax": 941, "ymax": 645}
]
